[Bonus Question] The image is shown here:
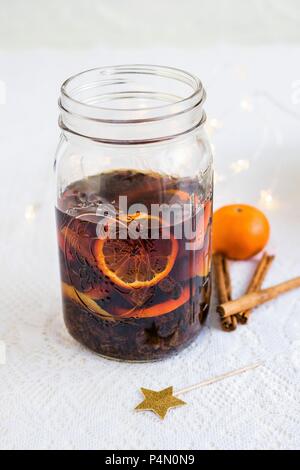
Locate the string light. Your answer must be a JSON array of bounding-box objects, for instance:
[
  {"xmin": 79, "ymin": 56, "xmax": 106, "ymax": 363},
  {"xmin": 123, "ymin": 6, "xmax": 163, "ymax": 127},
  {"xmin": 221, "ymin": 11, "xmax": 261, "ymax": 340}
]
[
  {"xmin": 25, "ymin": 204, "xmax": 39, "ymax": 220},
  {"xmin": 259, "ymin": 190, "xmax": 275, "ymax": 210},
  {"xmin": 230, "ymin": 159, "xmax": 250, "ymax": 174},
  {"xmin": 205, "ymin": 118, "xmax": 223, "ymax": 137},
  {"xmin": 214, "ymin": 172, "xmax": 226, "ymax": 184},
  {"xmin": 240, "ymin": 98, "xmax": 253, "ymax": 112},
  {"xmin": 210, "ymin": 118, "xmax": 223, "ymax": 129}
]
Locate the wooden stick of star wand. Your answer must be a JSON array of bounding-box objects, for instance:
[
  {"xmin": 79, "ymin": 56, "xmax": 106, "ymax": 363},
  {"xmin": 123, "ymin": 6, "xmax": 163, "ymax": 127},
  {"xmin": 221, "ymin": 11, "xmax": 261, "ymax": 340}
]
[
  {"xmin": 174, "ymin": 361, "xmax": 262, "ymax": 396},
  {"xmin": 135, "ymin": 361, "xmax": 263, "ymax": 419}
]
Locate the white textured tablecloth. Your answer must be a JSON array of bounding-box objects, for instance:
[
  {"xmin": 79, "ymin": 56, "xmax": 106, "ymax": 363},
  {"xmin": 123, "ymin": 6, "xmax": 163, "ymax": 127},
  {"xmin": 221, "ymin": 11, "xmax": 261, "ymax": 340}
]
[{"xmin": 0, "ymin": 46, "xmax": 300, "ymax": 450}]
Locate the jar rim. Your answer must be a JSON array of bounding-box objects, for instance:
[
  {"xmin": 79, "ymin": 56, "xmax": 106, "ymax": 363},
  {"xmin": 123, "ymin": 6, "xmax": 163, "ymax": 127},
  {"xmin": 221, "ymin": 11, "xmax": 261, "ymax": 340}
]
[
  {"xmin": 61, "ymin": 65, "xmax": 204, "ymax": 116},
  {"xmin": 59, "ymin": 64, "xmax": 206, "ymax": 142}
]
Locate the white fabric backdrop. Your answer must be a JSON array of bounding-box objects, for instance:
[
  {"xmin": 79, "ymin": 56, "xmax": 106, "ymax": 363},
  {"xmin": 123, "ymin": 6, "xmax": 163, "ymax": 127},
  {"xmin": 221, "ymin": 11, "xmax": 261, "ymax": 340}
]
[
  {"xmin": 0, "ymin": 46, "xmax": 300, "ymax": 450},
  {"xmin": 2, "ymin": 0, "xmax": 300, "ymax": 48}
]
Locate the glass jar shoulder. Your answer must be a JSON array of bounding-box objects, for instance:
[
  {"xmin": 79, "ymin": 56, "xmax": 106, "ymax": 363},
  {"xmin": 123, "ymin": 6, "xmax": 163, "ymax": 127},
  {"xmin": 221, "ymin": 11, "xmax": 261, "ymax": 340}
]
[{"xmin": 54, "ymin": 127, "xmax": 213, "ymax": 202}]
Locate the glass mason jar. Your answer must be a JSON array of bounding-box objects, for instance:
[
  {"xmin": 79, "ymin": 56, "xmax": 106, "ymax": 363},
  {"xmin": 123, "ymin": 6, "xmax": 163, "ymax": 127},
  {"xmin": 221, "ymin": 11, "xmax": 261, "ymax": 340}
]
[{"xmin": 55, "ymin": 65, "xmax": 213, "ymax": 361}]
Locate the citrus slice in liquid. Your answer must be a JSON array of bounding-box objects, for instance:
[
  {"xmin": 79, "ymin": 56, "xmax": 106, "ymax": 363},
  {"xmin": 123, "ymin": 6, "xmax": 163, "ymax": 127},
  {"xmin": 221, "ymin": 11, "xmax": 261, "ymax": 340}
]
[
  {"xmin": 93, "ymin": 214, "xmax": 178, "ymax": 289},
  {"xmin": 164, "ymin": 189, "xmax": 191, "ymax": 204},
  {"xmin": 61, "ymin": 282, "xmax": 114, "ymax": 320},
  {"xmin": 119, "ymin": 285, "xmax": 191, "ymax": 318}
]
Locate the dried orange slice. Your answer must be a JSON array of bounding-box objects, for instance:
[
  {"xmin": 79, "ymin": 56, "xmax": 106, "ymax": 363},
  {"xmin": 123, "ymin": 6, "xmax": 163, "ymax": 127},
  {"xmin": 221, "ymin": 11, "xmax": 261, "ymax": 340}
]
[
  {"xmin": 61, "ymin": 282, "xmax": 114, "ymax": 320},
  {"xmin": 94, "ymin": 214, "xmax": 178, "ymax": 289},
  {"xmin": 164, "ymin": 189, "xmax": 191, "ymax": 204},
  {"xmin": 119, "ymin": 285, "xmax": 190, "ymax": 318},
  {"xmin": 60, "ymin": 224, "xmax": 95, "ymax": 265}
]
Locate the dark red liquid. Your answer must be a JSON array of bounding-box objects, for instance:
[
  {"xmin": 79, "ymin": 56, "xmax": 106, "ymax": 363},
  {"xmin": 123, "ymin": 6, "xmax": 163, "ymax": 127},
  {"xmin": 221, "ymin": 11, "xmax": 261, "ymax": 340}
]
[{"xmin": 56, "ymin": 170, "xmax": 212, "ymax": 360}]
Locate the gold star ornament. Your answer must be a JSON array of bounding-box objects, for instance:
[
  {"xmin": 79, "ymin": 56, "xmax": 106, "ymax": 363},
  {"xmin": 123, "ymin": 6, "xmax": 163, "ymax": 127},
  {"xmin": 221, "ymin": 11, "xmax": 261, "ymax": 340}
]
[
  {"xmin": 135, "ymin": 386, "xmax": 186, "ymax": 419},
  {"xmin": 134, "ymin": 363, "xmax": 263, "ymax": 420}
]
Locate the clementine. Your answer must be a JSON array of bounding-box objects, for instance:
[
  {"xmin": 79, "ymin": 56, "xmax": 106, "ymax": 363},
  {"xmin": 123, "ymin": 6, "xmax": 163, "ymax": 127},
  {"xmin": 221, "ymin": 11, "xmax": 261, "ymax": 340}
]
[{"xmin": 213, "ymin": 204, "xmax": 270, "ymax": 260}]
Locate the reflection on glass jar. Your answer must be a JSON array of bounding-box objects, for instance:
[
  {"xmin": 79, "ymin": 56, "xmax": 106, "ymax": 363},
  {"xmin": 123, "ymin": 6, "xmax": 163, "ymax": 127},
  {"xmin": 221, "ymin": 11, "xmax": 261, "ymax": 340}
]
[{"xmin": 55, "ymin": 65, "xmax": 213, "ymax": 361}]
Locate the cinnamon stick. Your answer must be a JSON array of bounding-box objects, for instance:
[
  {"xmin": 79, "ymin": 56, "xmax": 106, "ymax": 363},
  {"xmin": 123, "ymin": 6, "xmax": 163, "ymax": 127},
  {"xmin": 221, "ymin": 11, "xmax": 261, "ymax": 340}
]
[
  {"xmin": 213, "ymin": 254, "xmax": 237, "ymax": 331},
  {"xmin": 237, "ymin": 253, "xmax": 275, "ymax": 324},
  {"xmin": 218, "ymin": 276, "xmax": 300, "ymax": 318}
]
